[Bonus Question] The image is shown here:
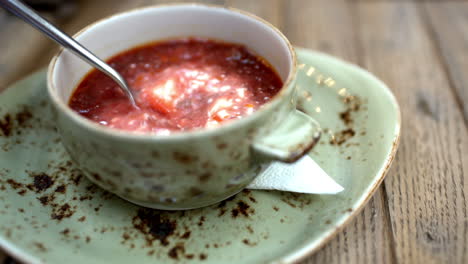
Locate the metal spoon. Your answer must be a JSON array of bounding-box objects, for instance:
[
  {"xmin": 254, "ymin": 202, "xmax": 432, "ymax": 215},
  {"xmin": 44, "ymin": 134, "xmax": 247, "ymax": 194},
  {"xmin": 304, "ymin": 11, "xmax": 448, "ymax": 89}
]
[{"xmin": 0, "ymin": 0, "xmax": 139, "ymax": 108}]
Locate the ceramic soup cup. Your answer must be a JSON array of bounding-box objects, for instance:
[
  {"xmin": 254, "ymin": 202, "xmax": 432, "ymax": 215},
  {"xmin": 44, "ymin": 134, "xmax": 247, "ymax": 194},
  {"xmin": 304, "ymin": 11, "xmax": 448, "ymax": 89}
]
[{"xmin": 47, "ymin": 4, "xmax": 321, "ymax": 210}]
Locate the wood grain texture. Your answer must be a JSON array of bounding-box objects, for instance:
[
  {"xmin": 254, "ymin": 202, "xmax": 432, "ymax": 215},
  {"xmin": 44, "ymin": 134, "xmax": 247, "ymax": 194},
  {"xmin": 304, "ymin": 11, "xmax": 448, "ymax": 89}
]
[
  {"xmin": 0, "ymin": 0, "xmax": 229, "ymax": 85},
  {"xmin": 33, "ymin": 0, "xmax": 153, "ymax": 67},
  {"xmin": 356, "ymin": 1, "xmax": 468, "ymax": 263},
  {"xmin": 34, "ymin": 0, "xmax": 227, "ymax": 73},
  {"xmin": 1, "ymin": 0, "xmax": 468, "ymax": 263},
  {"xmin": 283, "ymin": 1, "xmax": 395, "ymax": 263},
  {"xmin": 0, "ymin": 9, "xmax": 55, "ymax": 91},
  {"xmin": 304, "ymin": 191, "xmax": 397, "ymax": 264},
  {"xmin": 284, "ymin": 0, "xmax": 360, "ymax": 63},
  {"xmin": 226, "ymin": 0, "xmax": 283, "ymax": 29},
  {"xmin": 423, "ymin": 2, "xmax": 468, "ymax": 124}
]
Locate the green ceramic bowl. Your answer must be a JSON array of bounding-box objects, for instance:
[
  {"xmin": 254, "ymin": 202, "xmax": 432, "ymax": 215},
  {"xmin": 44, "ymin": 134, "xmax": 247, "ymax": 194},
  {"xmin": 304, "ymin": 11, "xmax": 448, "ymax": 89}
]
[{"xmin": 47, "ymin": 5, "xmax": 321, "ymax": 210}]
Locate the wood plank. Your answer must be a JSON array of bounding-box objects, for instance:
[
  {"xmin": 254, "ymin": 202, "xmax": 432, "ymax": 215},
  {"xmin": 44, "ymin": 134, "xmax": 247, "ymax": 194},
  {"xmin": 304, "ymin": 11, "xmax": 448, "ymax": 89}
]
[
  {"xmin": 0, "ymin": 0, "xmax": 81, "ymax": 91},
  {"xmin": 0, "ymin": 0, "xmax": 227, "ymax": 87},
  {"xmin": 282, "ymin": 1, "xmax": 396, "ymax": 263},
  {"xmin": 2, "ymin": 1, "xmax": 466, "ymax": 264},
  {"xmin": 305, "ymin": 191, "xmax": 396, "ymax": 263},
  {"xmin": 284, "ymin": 0, "xmax": 360, "ymax": 63},
  {"xmin": 226, "ymin": 0, "xmax": 283, "ymax": 29},
  {"xmin": 56, "ymin": 0, "xmax": 225, "ymax": 38},
  {"xmin": 356, "ymin": 1, "xmax": 468, "ymax": 263},
  {"xmin": 0, "ymin": 9, "xmax": 56, "ymax": 91},
  {"xmin": 35, "ymin": 0, "xmax": 226, "ymax": 67},
  {"xmin": 423, "ymin": 2, "xmax": 468, "ymax": 124}
]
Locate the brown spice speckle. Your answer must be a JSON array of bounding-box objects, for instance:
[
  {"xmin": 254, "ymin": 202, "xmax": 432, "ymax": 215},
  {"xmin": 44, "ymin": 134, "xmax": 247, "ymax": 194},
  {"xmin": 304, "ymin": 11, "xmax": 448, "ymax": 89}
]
[
  {"xmin": 60, "ymin": 228, "xmax": 70, "ymax": 235},
  {"xmin": 328, "ymin": 95, "xmax": 363, "ymax": 146},
  {"xmin": 218, "ymin": 208, "xmax": 227, "ymax": 216},
  {"xmin": 281, "ymin": 193, "xmax": 312, "ymax": 209},
  {"xmin": 189, "ymin": 187, "xmax": 203, "ymax": 197},
  {"xmin": 79, "ymin": 195, "xmax": 92, "ymax": 201},
  {"xmin": 29, "ymin": 173, "xmax": 54, "ymax": 192},
  {"xmin": 181, "ymin": 231, "xmax": 191, "ymax": 239},
  {"xmin": 0, "ymin": 114, "xmax": 12, "ymax": 137},
  {"xmin": 173, "ymin": 152, "xmax": 197, "ymax": 164},
  {"xmin": 54, "ymin": 185, "xmax": 66, "ymax": 194},
  {"xmin": 217, "ymin": 194, "xmax": 237, "ymax": 209},
  {"xmin": 132, "ymin": 208, "xmax": 177, "ymax": 246},
  {"xmin": 242, "ymin": 239, "xmax": 257, "ymax": 246},
  {"xmin": 6, "ymin": 179, "xmax": 23, "ymax": 190},
  {"xmin": 339, "ymin": 111, "xmax": 353, "ymax": 126},
  {"xmin": 330, "ymin": 128, "xmax": 356, "ymax": 145},
  {"xmin": 231, "ymin": 201, "xmax": 253, "ymax": 218},
  {"xmin": 15, "ymin": 108, "xmax": 33, "ymax": 126},
  {"xmin": 33, "ymin": 242, "xmax": 47, "ymax": 252},
  {"xmin": 281, "ymin": 198, "xmax": 297, "ymax": 208},
  {"xmin": 51, "ymin": 203, "xmax": 75, "ymax": 220},
  {"xmin": 198, "ymin": 172, "xmax": 211, "ymax": 182},
  {"xmin": 91, "ymin": 173, "xmax": 102, "ymax": 182},
  {"xmin": 71, "ymin": 174, "xmax": 83, "ymax": 185},
  {"xmin": 168, "ymin": 243, "xmax": 185, "ymax": 260},
  {"xmin": 198, "ymin": 216, "xmax": 206, "ymax": 226},
  {"xmin": 216, "ymin": 143, "xmax": 228, "ymax": 149},
  {"xmin": 37, "ymin": 196, "xmax": 50, "ymax": 205}
]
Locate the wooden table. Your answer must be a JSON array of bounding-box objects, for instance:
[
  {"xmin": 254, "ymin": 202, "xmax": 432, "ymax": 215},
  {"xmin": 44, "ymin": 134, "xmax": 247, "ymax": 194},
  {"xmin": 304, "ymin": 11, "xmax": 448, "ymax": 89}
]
[{"xmin": 1, "ymin": 0, "xmax": 467, "ymax": 263}]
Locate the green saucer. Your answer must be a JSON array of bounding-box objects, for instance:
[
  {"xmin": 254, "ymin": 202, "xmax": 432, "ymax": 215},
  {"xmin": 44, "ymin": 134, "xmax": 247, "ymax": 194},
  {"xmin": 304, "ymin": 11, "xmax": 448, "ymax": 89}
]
[{"xmin": 0, "ymin": 48, "xmax": 400, "ymax": 264}]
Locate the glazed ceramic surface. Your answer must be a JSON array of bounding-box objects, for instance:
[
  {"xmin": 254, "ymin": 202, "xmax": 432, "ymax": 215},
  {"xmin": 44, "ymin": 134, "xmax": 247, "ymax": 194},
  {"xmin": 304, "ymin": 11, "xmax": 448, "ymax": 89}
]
[
  {"xmin": 48, "ymin": 5, "xmax": 320, "ymax": 209},
  {"xmin": 0, "ymin": 49, "xmax": 400, "ymax": 264}
]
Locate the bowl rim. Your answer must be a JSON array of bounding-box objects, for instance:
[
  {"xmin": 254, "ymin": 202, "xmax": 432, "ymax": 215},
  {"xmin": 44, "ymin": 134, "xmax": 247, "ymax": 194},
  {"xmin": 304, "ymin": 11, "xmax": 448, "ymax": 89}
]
[{"xmin": 46, "ymin": 3, "xmax": 297, "ymax": 142}]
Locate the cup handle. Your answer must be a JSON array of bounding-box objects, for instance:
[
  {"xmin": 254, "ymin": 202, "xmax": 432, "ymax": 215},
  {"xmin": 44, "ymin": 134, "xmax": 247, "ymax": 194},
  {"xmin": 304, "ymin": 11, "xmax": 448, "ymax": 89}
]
[{"xmin": 251, "ymin": 109, "xmax": 321, "ymax": 163}]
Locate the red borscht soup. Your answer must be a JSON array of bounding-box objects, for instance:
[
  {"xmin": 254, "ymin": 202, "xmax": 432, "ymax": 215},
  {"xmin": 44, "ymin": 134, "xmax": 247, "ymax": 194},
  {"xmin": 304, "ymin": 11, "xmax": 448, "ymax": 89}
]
[{"xmin": 69, "ymin": 38, "xmax": 283, "ymax": 134}]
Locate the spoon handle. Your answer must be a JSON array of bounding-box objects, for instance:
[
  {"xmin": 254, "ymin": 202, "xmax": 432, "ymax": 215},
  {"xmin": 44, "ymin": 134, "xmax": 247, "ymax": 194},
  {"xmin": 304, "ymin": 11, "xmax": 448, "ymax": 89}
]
[{"xmin": 0, "ymin": 0, "xmax": 138, "ymax": 106}]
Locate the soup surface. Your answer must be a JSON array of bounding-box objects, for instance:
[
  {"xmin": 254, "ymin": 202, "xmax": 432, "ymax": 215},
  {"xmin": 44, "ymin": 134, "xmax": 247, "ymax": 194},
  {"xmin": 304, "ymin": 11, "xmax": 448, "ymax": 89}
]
[{"xmin": 69, "ymin": 38, "xmax": 283, "ymax": 134}]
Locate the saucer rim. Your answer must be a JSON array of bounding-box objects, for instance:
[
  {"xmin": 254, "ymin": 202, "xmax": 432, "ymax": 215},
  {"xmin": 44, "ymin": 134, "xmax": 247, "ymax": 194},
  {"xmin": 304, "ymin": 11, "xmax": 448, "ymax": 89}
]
[
  {"xmin": 0, "ymin": 48, "xmax": 401, "ymax": 264},
  {"xmin": 279, "ymin": 47, "xmax": 401, "ymax": 263}
]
